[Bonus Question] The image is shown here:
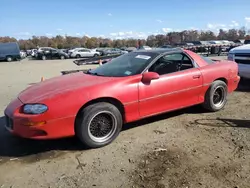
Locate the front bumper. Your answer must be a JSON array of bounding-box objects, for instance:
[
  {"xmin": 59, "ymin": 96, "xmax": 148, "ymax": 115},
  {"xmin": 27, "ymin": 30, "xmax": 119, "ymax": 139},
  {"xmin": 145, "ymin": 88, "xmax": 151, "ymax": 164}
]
[
  {"xmin": 4, "ymin": 98, "xmax": 75, "ymax": 139},
  {"xmin": 228, "ymin": 75, "xmax": 240, "ymax": 93},
  {"xmin": 238, "ymin": 64, "xmax": 250, "ymax": 79},
  {"xmin": 69, "ymin": 54, "xmax": 76, "ymax": 58}
]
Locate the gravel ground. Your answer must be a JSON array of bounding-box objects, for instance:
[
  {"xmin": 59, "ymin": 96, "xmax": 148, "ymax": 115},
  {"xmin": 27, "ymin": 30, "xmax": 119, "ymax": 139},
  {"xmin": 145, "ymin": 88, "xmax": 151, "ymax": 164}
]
[{"xmin": 0, "ymin": 56, "xmax": 249, "ymax": 188}]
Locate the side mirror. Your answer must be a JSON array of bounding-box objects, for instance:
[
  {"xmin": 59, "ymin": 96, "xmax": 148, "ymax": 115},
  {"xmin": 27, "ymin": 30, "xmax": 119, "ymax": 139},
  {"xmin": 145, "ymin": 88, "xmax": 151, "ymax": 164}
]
[{"xmin": 142, "ymin": 72, "xmax": 160, "ymax": 83}]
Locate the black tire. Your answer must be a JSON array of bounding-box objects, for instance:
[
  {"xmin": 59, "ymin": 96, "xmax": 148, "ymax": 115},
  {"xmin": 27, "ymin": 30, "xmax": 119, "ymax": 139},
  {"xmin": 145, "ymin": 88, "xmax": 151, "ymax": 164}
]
[
  {"xmin": 93, "ymin": 54, "xmax": 98, "ymax": 57},
  {"xmin": 6, "ymin": 56, "xmax": 13, "ymax": 62},
  {"xmin": 60, "ymin": 55, "xmax": 65, "ymax": 60},
  {"xmin": 75, "ymin": 102, "xmax": 123, "ymax": 148},
  {"xmin": 202, "ymin": 80, "xmax": 228, "ymax": 112},
  {"xmin": 42, "ymin": 55, "xmax": 46, "ymax": 60},
  {"xmin": 76, "ymin": 54, "xmax": 81, "ymax": 58}
]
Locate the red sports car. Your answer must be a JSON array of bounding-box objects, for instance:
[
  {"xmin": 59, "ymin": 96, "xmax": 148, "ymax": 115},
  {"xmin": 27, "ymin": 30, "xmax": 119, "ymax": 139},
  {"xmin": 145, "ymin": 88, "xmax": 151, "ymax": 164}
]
[{"xmin": 4, "ymin": 48, "xmax": 240, "ymax": 148}]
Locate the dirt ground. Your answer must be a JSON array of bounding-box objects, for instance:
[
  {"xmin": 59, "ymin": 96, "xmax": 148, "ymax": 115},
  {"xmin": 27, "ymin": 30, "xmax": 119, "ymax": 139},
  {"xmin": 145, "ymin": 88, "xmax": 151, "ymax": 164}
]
[{"xmin": 0, "ymin": 57, "xmax": 249, "ymax": 188}]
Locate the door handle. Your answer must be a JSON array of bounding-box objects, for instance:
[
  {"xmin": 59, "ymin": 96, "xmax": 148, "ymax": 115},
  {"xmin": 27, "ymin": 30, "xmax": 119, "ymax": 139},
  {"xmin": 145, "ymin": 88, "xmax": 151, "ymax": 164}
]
[{"xmin": 193, "ymin": 75, "xmax": 201, "ymax": 79}]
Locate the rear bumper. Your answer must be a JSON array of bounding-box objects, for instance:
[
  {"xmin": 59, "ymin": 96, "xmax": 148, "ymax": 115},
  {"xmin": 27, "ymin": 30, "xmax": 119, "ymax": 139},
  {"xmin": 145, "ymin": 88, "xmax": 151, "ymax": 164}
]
[{"xmin": 228, "ymin": 75, "xmax": 240, "ymax": 93}]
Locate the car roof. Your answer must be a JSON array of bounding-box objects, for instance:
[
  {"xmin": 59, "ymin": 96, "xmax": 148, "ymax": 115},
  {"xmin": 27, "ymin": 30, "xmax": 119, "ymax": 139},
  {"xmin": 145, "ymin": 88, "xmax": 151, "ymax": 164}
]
[{"xmin": 135, "ymin": 47, "xmax": 183, "ymax": 54}]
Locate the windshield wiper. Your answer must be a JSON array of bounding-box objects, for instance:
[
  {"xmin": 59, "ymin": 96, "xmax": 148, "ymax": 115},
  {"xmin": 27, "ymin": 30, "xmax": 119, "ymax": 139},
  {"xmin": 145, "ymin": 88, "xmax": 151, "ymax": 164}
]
[{"xmin": 85, "ymin": 69, "xmax": 92, "ymax": 74}]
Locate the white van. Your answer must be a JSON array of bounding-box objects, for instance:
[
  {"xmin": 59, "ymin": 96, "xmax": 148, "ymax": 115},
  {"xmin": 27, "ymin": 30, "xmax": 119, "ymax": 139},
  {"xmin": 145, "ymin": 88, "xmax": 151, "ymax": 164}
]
[{"xmin": 228, "ymin": 44, "xmax": 250, "ymax": 79}]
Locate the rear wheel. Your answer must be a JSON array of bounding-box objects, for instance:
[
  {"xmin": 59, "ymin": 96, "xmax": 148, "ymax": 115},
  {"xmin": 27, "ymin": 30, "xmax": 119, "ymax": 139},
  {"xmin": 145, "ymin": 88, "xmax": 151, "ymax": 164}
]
[
  {"xmin": 60, "ymin": 55, "xmax": 65, "ymax": 60},
  {"xmin": 42, "ymin": 55, "xmax": 46, "ymax": 60},
  {"xmin": 202, "ymin": 80, "xmax": 228, "ymax": 112},
  {"xmin": 76, "ymin": 54, "xmax": 81, "ymax": 58},
  {"xmin": 6, "ymin": 56, "xmax": 13, "ymax": 62},
  {"xmin": 75, "ymin": 102, "xmax": 123, "ymax": 148}
]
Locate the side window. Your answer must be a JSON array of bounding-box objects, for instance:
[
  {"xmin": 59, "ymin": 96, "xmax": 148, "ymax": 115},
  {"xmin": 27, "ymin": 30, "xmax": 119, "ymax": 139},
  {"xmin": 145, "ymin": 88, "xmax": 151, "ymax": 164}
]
[
  {"xmin": 164, "ymin": 53, "xmax": 183, "ymax": 61},
  {"xmin": 148, "ymin": 53, "xmax": 194, "ymax": 75},
  {"xmin": 180, "ymin": 54, "xmax": 194, "ymax": 70}
]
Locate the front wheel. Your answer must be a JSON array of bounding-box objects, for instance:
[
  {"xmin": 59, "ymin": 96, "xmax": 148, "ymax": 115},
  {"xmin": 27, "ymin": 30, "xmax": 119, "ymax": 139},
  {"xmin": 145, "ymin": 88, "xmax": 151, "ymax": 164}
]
[
  {"xmin": 202, "ymin": 80, "xmax": 228, "ymax": 112},
  {"xmin": 42, "ymin": 55, "xmax": 46, "ymax": 60},
  {"xmin": 60, "ymin": 55, "xmax": 65, "ymax": 60},
  {"xmin": 75, "ymin": 102, "xmax": 123, "ymax": 148},
  {"xmin": 6, "ymin": 56, "xmax": 13, "ymax": 62}
]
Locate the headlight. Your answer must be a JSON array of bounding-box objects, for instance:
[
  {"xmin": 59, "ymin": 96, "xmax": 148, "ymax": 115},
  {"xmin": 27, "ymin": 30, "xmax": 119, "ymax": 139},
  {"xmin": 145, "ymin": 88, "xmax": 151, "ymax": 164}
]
[{"xmin": 23, "ymin": 104, "xmax": 48, "ymax": 114}]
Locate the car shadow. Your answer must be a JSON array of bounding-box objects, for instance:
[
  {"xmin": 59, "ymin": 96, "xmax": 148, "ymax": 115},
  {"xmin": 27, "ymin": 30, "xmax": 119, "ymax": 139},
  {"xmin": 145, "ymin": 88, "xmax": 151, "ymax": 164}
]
[
  {"xmin": 0, "ymin": 116, "xmax": 86, "ymax": 160},
  {"xmin": 122, "ymin": 105, "xmax": 207, "ymax": 131},
  {"xmin": 190, "ymin": 118, "xmax": 250, "ymax": 128},
  {"xmin": 0, "ymin": 105, "xmax": 208, "ymax": 160}
]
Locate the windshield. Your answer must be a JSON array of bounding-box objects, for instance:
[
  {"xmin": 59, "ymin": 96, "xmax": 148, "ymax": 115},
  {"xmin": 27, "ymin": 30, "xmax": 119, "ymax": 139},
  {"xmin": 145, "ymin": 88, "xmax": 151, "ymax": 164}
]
[{"xmin": 87, "ymin": 51, "xmax": 159, "ymax": 77}]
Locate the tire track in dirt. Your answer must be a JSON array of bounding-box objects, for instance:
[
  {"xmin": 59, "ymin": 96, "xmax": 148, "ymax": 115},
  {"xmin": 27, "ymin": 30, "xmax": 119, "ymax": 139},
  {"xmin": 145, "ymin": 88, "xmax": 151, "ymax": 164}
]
[{"xmin": 129, "ymin": 146, "xmax": 244, "ymax": 188}]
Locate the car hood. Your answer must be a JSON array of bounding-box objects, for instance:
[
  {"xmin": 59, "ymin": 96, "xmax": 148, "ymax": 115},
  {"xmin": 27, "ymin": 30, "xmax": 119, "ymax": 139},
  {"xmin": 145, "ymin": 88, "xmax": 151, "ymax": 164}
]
[
  {"xmin": 18, "ymin": 72, "xmax": 116, "ymax": 103},
  {"xmin": 229, "ymin": 44, "xmax": 250, "ymax": 53}
]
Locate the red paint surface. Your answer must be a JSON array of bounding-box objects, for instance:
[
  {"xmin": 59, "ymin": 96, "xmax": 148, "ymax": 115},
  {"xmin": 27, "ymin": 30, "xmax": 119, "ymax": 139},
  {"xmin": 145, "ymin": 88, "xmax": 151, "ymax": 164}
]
[{"xmin": 4, "ymin": 50, "xmax": 240, "ymax": 139}]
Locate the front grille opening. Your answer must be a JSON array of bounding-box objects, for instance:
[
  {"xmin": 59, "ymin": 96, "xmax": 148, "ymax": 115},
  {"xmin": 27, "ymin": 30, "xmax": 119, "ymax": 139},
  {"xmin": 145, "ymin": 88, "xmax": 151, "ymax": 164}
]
[
  {"xmin": 235, "ymin": 59, "xmax": 250, "ymax": 65},
  {"xmin": 5, "ymin": 114, "xmax": 13, "ymax": 130}
]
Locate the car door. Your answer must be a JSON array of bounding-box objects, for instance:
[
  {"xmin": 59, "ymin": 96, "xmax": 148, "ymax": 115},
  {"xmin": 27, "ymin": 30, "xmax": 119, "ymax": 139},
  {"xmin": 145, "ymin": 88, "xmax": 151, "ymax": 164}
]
[
  {"xmin": 138, "ymin": 52, "xmax": 203, "ymax": 118},
  {"xmin": 80, "ymin": 49, "xmax": 91, "ymax": 57},
  {"xmin": 86, "ymin": 49, "xmax": 94, "ymax": 57},
  {"xmin": 78, "ymin": 49, "xmax": 86, "ymax": 57},
  {"xmin": 51, "ymin": 49, "xmax": 59, "ymax": 59},
  {"xmin": 77, "ymin": 50, "xmax": 85, "ymax": 57}
]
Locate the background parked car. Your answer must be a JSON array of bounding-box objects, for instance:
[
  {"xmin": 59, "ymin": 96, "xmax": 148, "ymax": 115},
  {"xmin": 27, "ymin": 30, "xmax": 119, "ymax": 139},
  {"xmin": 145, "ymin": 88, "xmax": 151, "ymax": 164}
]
[
  {"xmin": 58, "ymin": 49, "xmax": 68, "ymax": 53},
  {"xmin": 160, "ymin": 45, "xmax": 173, "ymax": 48},
  {"xmin": 67, "ymin": 47, "xmax": 85, "ymax": 54},
  {"xmin": 101, "ymin": 48, "xmax": 128, "ymax": 56},
  {"xmin": 26, "ymin": 49, "xmax": 38, "ymax": 57},
  {"xmin": 138, "ymin": 45, "xmax": 152, "ymax": 50},
  {"xmin": 37, "ymin": 47, "xmax": 55, "ymax": 53},
  {"xmin": 0, "ymin": 42, "xmax": 21, "ymax": 62},
  {"xmin": 20, "ymin": 50, "xmax": 27, "ymax": 58},
  {"xmin": 125, "ymin": 47, "xmax": 137, "ymax": 52},
  {"xmin": 37, "ymin": 48, "xmax": 69, "ymax": 60},
  {"xmin": 228, "ymin": 44, "xmax": 250, "ymax": 79},
  {"xmin": 69, "ymin": 48, "xmax": 100, "ymax": 58}
]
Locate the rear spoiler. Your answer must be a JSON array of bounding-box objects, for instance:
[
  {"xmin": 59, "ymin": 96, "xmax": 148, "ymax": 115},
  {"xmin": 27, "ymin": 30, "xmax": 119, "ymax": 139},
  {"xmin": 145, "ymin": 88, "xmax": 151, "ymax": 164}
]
[
  {"xmin": 61, "ymin": 69, "xmax": 88, "ymax": 75},
  {"xmin": 210, "ymin": 59, "xmax": 222, "ymax": 61},
  {"xmin": 73, "ymin": 54, "xmax": 121, "ymax": 66}
]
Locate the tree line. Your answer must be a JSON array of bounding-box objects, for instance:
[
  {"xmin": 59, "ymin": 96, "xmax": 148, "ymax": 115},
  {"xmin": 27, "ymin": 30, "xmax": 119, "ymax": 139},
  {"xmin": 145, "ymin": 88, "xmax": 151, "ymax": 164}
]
[{"xmin": 1, "ymin": 27, "xmax": 250, "ymax": 50}]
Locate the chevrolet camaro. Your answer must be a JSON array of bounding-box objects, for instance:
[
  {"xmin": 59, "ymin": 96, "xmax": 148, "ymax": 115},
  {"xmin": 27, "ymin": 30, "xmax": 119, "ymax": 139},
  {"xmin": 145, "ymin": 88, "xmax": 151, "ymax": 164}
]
[{"xmin": 4, "ymin": 48, "xmax": 240, "ymax": 148}]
